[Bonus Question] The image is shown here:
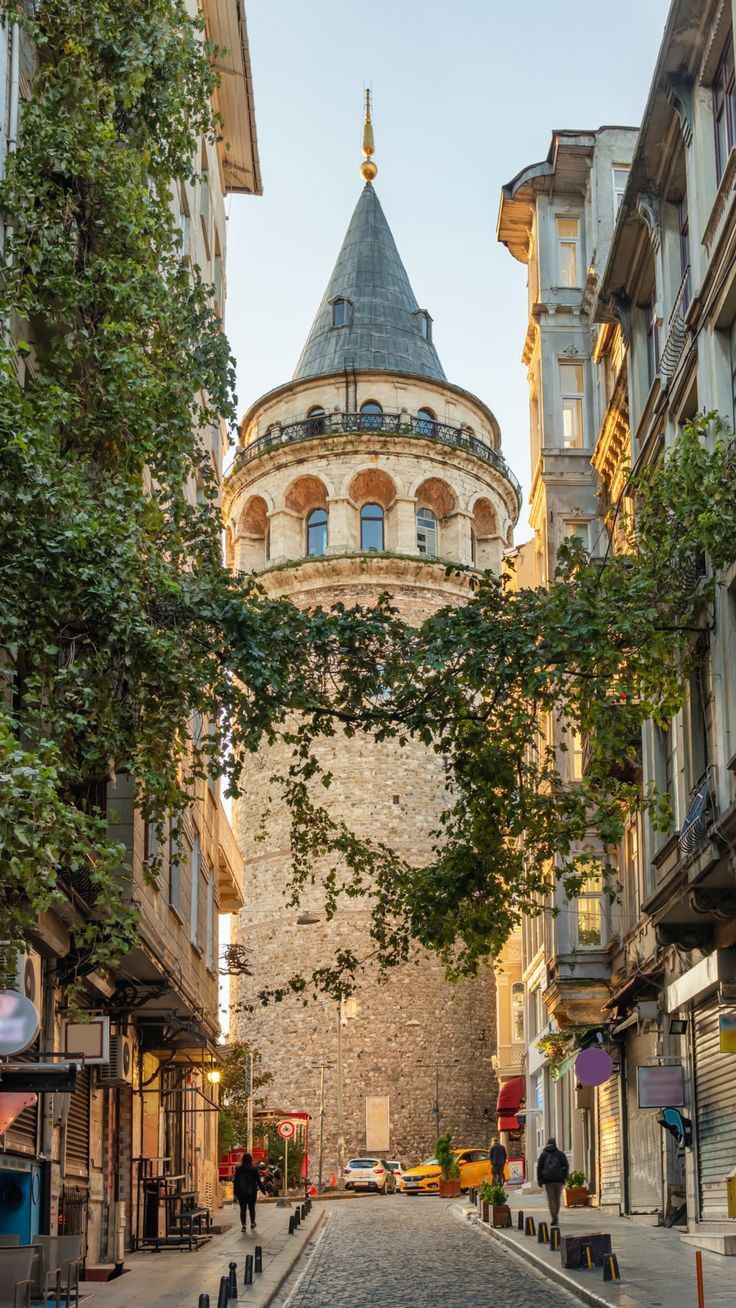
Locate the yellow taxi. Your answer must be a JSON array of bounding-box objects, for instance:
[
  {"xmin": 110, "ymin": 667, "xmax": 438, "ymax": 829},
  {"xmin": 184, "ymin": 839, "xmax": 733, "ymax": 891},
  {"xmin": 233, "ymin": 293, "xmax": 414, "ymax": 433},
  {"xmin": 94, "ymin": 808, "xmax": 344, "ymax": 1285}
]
[{"xmin": 400, "ymin": 1148, "xmax": 491, "ymax": 1194}]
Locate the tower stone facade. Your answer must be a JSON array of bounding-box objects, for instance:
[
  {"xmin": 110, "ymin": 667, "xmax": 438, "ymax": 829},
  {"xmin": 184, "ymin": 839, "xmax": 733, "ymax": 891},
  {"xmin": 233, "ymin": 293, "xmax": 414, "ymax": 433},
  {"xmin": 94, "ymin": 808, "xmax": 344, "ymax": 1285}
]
[{"xmin": 224, "ymin": 173, "xmax": 521, "ymax": 1172}]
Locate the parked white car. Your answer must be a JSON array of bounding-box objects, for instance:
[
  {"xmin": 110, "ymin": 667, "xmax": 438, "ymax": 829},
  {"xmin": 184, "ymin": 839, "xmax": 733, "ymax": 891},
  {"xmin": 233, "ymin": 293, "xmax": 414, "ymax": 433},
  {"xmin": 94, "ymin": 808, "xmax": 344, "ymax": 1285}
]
[
  {"xmin": 343, "ymin": 1158, "xmax": 396, "ymax": 1193},
  {"xmin": 385, "ymin": 1160, "xmax": 404, "ymax": 1187}
]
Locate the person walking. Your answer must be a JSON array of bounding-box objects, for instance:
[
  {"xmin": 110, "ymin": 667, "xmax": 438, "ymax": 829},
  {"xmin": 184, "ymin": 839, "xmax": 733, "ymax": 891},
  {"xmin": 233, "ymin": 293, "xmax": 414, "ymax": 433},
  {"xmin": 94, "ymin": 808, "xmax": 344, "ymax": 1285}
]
[
  {"xmin": 233, "ymin": 1152, "xmax": 266, "ymax": 1232},
  {"xmin": 490, "ymin": 1137, "xmax": 507, "ymax": 1186},
  {"xmin": 536, "ymin": 1137, "xmax": 569, "ymax": 1227}
]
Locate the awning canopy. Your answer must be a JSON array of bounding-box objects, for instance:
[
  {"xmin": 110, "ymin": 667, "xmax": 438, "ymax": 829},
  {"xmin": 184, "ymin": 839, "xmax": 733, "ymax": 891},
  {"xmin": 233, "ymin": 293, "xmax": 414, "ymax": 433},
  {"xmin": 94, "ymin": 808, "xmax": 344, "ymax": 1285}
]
[
  {"xmin": 496, "ymin": 1076, "xmax": 525, "ymax": 1114},
  {"xmin": 498, "ymin": 1114, "xmax": 522, "ymax": 1133}
]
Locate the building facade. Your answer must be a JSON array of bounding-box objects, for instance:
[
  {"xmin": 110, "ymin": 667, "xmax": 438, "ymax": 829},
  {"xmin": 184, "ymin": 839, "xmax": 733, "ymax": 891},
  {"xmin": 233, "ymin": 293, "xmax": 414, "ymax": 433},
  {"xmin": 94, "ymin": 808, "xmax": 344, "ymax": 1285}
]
[
  {"xmin": 497, "ymin": 126, "xmax": 638, "ymax": 1188},
  {"xmin": 0, "ymin": 0, "xmax": 259, "ymax": 1267},
  {"xmin": 225, "ymin": 133, "xmax": 521, "ymax": 1171},
  {"xmin": 591, "ymin": 0, "xmax": 736, "ymax": 1253}
]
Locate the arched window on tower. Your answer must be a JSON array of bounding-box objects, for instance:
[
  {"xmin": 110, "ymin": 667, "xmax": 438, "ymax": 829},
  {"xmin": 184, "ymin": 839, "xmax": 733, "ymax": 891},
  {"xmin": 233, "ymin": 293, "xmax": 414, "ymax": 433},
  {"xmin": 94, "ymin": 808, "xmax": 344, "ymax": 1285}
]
[
  {"xmin": 306, "ymin": 405, "xmax": 326, "ymax": 436},
  {"xmin": 332, "ymin": 298, "xmax": 347, "ymax": 328},
  {"xmin": 359, "ymin": 400, "xmax": 383, "ymax": 431},
  {"xmin": 414, "ymin": 310, "xmax": 432, "ymax": 341},
  {"xmin": 416, "ymin": 406, "xmax": 435, "ymax": 437},
  {"xmin": 360, "ymin": 502, "xmax": 384, "ymax": 551},
  {"xmin": 306, "ymin": 507, "xmax": 328, "ymax": 556},
  {"xmin": 416, "ymin": 507, "xmax": 438, "ymax": 557}
]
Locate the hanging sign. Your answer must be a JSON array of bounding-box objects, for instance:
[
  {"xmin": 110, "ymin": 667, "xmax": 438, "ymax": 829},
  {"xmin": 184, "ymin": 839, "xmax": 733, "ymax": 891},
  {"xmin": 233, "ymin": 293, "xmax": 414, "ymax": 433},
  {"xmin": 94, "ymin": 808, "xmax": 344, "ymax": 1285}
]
[
  {"xmin": 575, "ymin": 1047, "xmax": 613, "ymax": 1086},
  {"xmin": 719, "ymin": 1013, "xmax": 736, "ymax": 1054},
  {"xmin": 0, "ymin": 990, "xmax": 40, "ymax": 1057},
  {"xmin": 277, "ymin": 1119, "xmax": 296, "ymax": 1140},
  {"xmin": 637, "ymin": 1063, "xmax": 685, "ymax": 1108}
]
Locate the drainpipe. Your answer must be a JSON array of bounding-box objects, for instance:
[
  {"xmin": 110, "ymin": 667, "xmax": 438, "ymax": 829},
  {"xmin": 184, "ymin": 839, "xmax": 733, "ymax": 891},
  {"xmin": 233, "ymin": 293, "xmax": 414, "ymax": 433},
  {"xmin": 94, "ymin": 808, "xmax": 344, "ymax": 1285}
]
[{"xmin": 8, "ymin": 21, "xmax": 20, "ymax": 158}]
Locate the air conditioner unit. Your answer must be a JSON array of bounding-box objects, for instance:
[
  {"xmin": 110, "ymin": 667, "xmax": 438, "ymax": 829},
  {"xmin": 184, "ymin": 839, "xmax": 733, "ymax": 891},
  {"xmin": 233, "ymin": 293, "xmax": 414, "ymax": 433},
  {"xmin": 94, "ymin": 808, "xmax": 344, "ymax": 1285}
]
[
  {"xmin": 16, "ymin": 950, "xmax": 43, "ymax": 1010},
  {"xmin": 97, "ymin": 1033, "xmax": 133, "ymax": 1087}
]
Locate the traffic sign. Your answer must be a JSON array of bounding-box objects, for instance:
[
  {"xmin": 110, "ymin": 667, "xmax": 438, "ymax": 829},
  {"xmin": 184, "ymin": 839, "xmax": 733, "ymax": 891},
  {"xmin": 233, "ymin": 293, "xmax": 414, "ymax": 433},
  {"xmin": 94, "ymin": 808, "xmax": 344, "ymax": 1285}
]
[{"xmin": 277, "ymin": 1119, "xmax": 295, "ymax": 1140}]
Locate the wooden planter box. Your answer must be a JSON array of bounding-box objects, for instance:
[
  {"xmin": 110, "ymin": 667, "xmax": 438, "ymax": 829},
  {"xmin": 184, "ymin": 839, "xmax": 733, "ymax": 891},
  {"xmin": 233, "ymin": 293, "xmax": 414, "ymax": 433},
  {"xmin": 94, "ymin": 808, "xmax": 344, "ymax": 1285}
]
[
  {"xmin": 564, "ymin": 1186, "xmax": 589, "ymax": 1208},
  {"xmin": 492, "ymin": 1203, "xmax": 512, "ymax": 1228},
  {"xmin": 481, "ymin": 1200, "xmax": 490, "ymax": 1223},
  {"xmin": 439, "ymin": 1178, "xmax": 461, "ymax": 1198}
]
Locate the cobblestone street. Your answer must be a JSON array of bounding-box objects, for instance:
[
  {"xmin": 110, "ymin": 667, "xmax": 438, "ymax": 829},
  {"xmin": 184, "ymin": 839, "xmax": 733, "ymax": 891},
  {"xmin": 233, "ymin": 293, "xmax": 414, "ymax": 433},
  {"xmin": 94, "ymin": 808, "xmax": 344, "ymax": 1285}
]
[{"xmin": 280, "ymin": 1197, "xmax": 577, "ymax": 1307}]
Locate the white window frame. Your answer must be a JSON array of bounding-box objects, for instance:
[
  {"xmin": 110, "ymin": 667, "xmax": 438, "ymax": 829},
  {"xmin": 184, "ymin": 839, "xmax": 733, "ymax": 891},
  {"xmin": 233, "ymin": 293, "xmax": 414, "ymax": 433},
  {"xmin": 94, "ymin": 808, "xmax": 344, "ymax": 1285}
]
[
  {"xmin": 205, "ymin": 874, "xmax": 215, "ymax": 972},
  {"xmin": 555, "ymin": 215, "xmax": 581, "ymax": 288},
  {"xmin": 612, "ymin": 164, "xmax": 630, "ymax": 214},
  {"xmin": 576, "ymin": 866, "xmax": 604, "ymax": 948},
  {"xmin": 569, "ymin": 728, "xmax": 585, "ymax": 781},
  {"xmin": 190, "ymin": 833, "xmax": 201, "ymax": 947},
  {"xmin": 416, "ymin": 507, "xmax": 438, "ymax": 557},
  {"xmin": 563, "ymin": 520, "xmax": 590, "ymax": 550},
  {"xmin": 559, "ymin": 361, "xmax": 585, "ymax": 448}
]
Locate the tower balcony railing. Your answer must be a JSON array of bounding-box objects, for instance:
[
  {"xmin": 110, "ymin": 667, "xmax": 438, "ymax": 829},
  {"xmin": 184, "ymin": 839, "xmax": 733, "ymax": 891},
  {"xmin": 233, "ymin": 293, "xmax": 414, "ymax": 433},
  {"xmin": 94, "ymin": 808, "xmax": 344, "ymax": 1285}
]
[{"xmin": 234, "ymin": 411, "xmax": 522, "ymax": 506}]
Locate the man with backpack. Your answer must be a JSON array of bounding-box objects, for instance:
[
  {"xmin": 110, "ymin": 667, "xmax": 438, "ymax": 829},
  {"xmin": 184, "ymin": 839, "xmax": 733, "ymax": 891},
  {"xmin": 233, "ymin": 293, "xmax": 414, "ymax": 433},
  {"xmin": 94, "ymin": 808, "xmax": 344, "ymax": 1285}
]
[
  {"xmin": 490, "ymin": 1136, "xmax": 507, "ymax": 1186},
  {"xmin": 536, "ymin": 1137, "xmax": 569, "ymax": 1226}
]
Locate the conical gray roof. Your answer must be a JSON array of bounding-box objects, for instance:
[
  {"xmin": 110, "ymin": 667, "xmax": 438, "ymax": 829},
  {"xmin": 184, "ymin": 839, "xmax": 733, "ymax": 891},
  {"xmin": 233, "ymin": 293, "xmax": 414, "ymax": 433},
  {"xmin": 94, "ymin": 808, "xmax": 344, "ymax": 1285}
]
[{"xmin": 294, "ymin": 183, "xmax": 446, "ymax": 382}]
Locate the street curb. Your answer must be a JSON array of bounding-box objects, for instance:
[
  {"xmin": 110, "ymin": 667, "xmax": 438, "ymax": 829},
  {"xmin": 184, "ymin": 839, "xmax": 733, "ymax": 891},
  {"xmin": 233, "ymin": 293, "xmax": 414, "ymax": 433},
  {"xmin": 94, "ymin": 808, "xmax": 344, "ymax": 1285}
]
[
  {"xmin": 261, "ymin": 1208, "xmax": 326, "ymax": 1307},
  {"xmin": 472, "ymin": 1215, "xmax": 616, "ymax": 1308}
]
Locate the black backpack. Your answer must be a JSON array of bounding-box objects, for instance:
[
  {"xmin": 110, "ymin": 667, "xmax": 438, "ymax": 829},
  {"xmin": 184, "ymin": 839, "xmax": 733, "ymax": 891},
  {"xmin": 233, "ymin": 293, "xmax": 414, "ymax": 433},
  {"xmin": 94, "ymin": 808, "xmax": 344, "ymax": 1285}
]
[{"xmin": 540, "ymin": 1149, "xmax": 566, "ymax": 1183}]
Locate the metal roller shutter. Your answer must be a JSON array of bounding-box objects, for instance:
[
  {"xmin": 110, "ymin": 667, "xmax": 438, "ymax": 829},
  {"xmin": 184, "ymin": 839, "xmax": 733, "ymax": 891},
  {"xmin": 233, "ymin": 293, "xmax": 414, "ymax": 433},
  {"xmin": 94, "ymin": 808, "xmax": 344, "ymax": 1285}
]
[
  {"xmin": 597, "ymin": 1075, "xmax": 622, "ymax": 1207},
  {"xmin": 65, "ymin": 1068, "xmax": 90, "ymax": 1173},
  {"xmin": 694, "ymin": 1000, "xmax": 736, "ymax": 1221},
  {"xmin": 625, "ymin": 1031, "xmax": 662, "ymax": 1213},
  {"xmin": 4, "ymin": 1051, "xmax": 39, "ymax": 1155}
]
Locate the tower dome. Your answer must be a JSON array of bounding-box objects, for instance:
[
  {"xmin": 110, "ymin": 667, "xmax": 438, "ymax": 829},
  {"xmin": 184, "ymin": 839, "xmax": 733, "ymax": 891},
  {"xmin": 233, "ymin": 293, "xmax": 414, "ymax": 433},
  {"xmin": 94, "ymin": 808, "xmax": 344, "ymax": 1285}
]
[{"xmin": 224, "ymin": 166, "xmax": 521, "ymax": 1170}]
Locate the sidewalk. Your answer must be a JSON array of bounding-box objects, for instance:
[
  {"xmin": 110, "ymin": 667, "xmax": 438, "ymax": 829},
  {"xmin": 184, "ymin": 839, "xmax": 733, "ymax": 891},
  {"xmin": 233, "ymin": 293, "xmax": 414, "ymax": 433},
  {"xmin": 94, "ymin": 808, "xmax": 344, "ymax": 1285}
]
[
  {"xmin": 461, "ymin": 1190, "xmax": 734, "ymax": 1308},
  {"xmin": 80, "ymin": 1201, "xmax": 324, "ymax": 1308}
]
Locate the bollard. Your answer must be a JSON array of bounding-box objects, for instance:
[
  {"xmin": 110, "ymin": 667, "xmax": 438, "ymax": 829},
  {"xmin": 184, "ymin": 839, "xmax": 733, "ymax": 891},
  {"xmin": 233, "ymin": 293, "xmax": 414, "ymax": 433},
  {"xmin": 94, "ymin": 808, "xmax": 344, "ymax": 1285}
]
[
  {"xmin": 581, "ymin": 1243, "xmax": 593, "ymax": 1270},
  {"xmin": 288, "ymin": 1215, "xmax": 295, "ymax": 1235},
  {"xmin": 300, "ymin": 1203, "xmax": 306, "ymax": 1221},
  {"xmin": 254, "ymin": 1246, "xmax": 263, "ymax": 1275},
  {"xmin": 524, "ymin": 1216, "xmax": 536, "ymax": 1237},
  {"xmin": 537, "ymin": 1221, "xmax": 549, "ymax": 1244},
  {"xmin": 603, "ymin": 1253, "xmax": 621, "ymax": 1282},
  {"xmin": 244, "ymin": 1255, "xmax": 253, "ymax": 1286},
  {"xmin": 696, "ymin": 1250, "xmax": 704, "ymax": 1308},
  {"xmin": 294, "ymin": 1207, "xmax": 301, "ymax": 1227},
  {"xmin": 549, "ymin": 1226, "xmax": 561, "ymax": 1252},
  {"xmin": 517, "ymin": 1209, "xmax": 525, "ymax": 1231},
  {"xmin": 216, "ymin": 1277, "xmax": 229, "ymax": 1308},
  {"xmin": 227, "ymin": 1262, "xmax": 238, "ymax": 1300},
  {"xmin": 199, "ymin": 1296, "xmax": 209, "ymax": 1308}
]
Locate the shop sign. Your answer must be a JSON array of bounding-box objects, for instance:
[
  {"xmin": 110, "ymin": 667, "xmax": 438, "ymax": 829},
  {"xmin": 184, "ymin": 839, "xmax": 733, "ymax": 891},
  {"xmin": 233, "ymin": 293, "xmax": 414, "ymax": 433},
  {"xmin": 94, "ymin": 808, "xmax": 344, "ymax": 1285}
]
[
  {"xmin": 719, "ymin": 1012, "xmax": 736, "ymax": 1053},
  {"xmin": 637, "ymin": 1063, "xmax": 685, "ymax": 1108},
  {"xmin": 0, "ymin": 990, "xmax": 40, "ymax": 1056}
]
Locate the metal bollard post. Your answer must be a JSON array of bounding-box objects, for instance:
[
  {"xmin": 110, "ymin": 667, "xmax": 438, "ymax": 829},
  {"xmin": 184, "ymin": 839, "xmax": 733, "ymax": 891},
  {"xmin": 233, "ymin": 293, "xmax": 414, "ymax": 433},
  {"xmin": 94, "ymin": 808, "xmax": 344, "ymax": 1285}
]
[
  {"xmin": 199, "ymin": 1296, "xmax": 210, "ymax": 1308},
  {"xmin": 550, "ymin": 1227, "xmax": 561, "ymax": 1252},
  {"xmin": 227, "ymin": 1262, "xmax": 238, "ymax": 1299},
  {"xmin": 517, "ymin": 1209, "xmax": 524, "ymax": 1230},
  {"xmin": 524, "ymin": 1216, "xmax": 536, "ymax": 1236},
  {"xmin": 581, "ymin": 1243, "xmax": 593, "ymax": 1270},
  {"xmin": 244, "ymin": 1255, "xmax": 254, "ymax": 1286},
  {"xmin": 216, "ymin": 1276, "xmax": 229, "ymax": 1308},
  {"xmin": 301, "ymin": 1203, "xmax": 306, "ymax": 1221},
  {"xmin": 254, "ymin": 1246, "xmax": 263, "ymax": 1275},
  {"xmin": 288, "ymin": 1214, "xmax": 295, "ymax": 1235},
  {"xmin": 537, "ymin": 1221, "xmax": 549, "ymax": 1244},
  {"xmin": 603, "ymin": 1253, "xmax": 621, "ymax": 1282},
  {"xmin": 294, "ymin": 1207, "xmax": 301, "ymax": 1227}
]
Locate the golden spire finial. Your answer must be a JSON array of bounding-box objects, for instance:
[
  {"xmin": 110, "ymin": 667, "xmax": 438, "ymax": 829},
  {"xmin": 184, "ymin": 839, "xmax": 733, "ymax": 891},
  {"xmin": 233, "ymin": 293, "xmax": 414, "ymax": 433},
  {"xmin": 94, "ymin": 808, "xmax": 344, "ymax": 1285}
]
[{"xmin": 360, "ymin": 88, "xmax": 377, "ymax": 183}]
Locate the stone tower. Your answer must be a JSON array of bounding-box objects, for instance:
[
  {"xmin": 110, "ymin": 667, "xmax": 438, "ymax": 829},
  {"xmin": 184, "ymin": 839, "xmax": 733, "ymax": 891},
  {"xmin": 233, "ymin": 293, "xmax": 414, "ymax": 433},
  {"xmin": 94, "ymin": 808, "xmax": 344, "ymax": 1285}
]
[{"xmin": 224, "ymin": 124, "xmax": 521, "ymax": 1174}]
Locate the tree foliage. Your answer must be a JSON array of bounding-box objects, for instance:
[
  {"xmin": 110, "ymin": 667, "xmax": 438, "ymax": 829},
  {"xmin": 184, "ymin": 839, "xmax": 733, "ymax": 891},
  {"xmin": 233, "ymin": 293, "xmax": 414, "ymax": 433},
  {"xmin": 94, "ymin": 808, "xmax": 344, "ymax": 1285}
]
[{"xmin": 2, "ymin": 2, "xmax": 736, "ymax": 1002}]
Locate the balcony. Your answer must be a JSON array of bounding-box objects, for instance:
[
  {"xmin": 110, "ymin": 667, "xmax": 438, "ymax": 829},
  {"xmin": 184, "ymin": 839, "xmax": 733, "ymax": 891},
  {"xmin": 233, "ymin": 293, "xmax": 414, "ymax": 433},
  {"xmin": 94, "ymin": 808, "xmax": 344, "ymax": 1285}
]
[
  {"xmin": 659, "ymin": 265, "xmax": 692, "ymax": 384},
  {"xmin": 217, "ymin": 800, "xmax": 244, "ymax": 912},
  {"xmin": 234, "ymin": 411, "xmax": 522, "ymax": 508}
]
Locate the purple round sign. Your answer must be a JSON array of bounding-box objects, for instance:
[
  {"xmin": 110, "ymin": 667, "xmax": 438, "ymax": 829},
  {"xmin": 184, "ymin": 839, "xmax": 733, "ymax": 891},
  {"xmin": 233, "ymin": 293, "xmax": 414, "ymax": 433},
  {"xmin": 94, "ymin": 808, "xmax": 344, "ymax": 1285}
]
[{"xmin": 575, "ymin": 1047, "xmax": 613, "ymax": 1086}]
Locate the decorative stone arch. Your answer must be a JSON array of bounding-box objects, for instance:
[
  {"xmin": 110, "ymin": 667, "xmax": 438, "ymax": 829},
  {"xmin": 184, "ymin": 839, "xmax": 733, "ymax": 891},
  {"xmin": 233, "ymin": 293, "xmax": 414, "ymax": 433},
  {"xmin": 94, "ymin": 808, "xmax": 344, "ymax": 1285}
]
[
  {"xmin": 348, "ymin": 468, "xmax": 398, "ymax": 553},
  {"xmin": 412, "ymin": 476, "xmax": 458, "ymax": 518},
  {"xmin": 235, "ymin": 493, "xmax": 271, "ymax": 572},
  {"xmin": 284, "ymin": 473, "xmax": 331, "ymax": 514},
  {"xmin": 470, "ymin": 496, "xmax": 501, "ymax": 572}
]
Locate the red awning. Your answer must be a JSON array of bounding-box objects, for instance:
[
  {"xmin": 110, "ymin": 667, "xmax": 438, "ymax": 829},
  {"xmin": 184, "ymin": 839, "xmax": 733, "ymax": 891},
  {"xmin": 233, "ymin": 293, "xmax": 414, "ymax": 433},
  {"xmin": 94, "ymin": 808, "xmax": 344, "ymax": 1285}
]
[
  {"xmin": 496, "ymin": 1076, "xmax": 525, "ymax": 1114},
  {"xmin": 498, "ymin": 1114, "xmax": 521, "ymax": 1132}
]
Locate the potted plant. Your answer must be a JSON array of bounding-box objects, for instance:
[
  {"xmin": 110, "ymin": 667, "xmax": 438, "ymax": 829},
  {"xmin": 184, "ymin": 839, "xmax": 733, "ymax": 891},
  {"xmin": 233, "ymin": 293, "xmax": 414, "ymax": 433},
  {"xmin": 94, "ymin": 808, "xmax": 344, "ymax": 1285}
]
[
  {"xmin": 564, "ymin": 1170, "xmax": 589, "ymax": 1207},
  {"xmin": 435, "ymin": 1132, "xmax": 461, "ymax": 1198},
  {"xmin": 480, "ymin": 1180, "xmax": 511, "ymax": 1227}
]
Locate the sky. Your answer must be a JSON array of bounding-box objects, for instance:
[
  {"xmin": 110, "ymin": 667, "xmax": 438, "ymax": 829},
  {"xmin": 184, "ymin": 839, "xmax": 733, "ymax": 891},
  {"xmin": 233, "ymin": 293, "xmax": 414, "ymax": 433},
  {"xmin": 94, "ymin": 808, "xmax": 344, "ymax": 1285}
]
[{"xmin": 224, "ymin": 0, "xmax": 672, "ymax": 532}]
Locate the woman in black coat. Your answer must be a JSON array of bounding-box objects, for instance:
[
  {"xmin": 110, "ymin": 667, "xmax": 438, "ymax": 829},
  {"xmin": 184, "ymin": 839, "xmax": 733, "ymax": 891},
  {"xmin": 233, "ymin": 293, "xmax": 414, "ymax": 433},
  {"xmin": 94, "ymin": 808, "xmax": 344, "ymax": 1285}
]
[{"xmin": 233, "ymin": 1153, "xmax": 266, "ymax": 1232}]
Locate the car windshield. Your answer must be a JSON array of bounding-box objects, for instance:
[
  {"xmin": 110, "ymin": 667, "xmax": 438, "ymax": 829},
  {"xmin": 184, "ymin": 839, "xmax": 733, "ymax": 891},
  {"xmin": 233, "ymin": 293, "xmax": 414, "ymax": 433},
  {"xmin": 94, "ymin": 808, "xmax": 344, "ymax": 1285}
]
[
  {"xmin": 347, "ymin": 1159, "xmax": 376, "ymax": 1168},
  {"xmin": 420, "ymin": 1157, "xmax": 439, "ymax": 1166},
  {"xmin": 386, "ymin": 1161, "xmax": 401, "ymax": 1170}
]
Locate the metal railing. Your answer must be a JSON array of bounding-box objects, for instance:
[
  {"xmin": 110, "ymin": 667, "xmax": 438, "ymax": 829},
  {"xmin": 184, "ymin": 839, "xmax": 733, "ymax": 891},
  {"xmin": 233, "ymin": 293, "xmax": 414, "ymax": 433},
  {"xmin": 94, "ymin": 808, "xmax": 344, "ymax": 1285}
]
[
  {"xmin": 660, "ymin": 265, "xmax": 692, "ymax": 382},
  {"xmin": 234, "ymin": 411, "xmax": 522, "ymax": 507}
]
